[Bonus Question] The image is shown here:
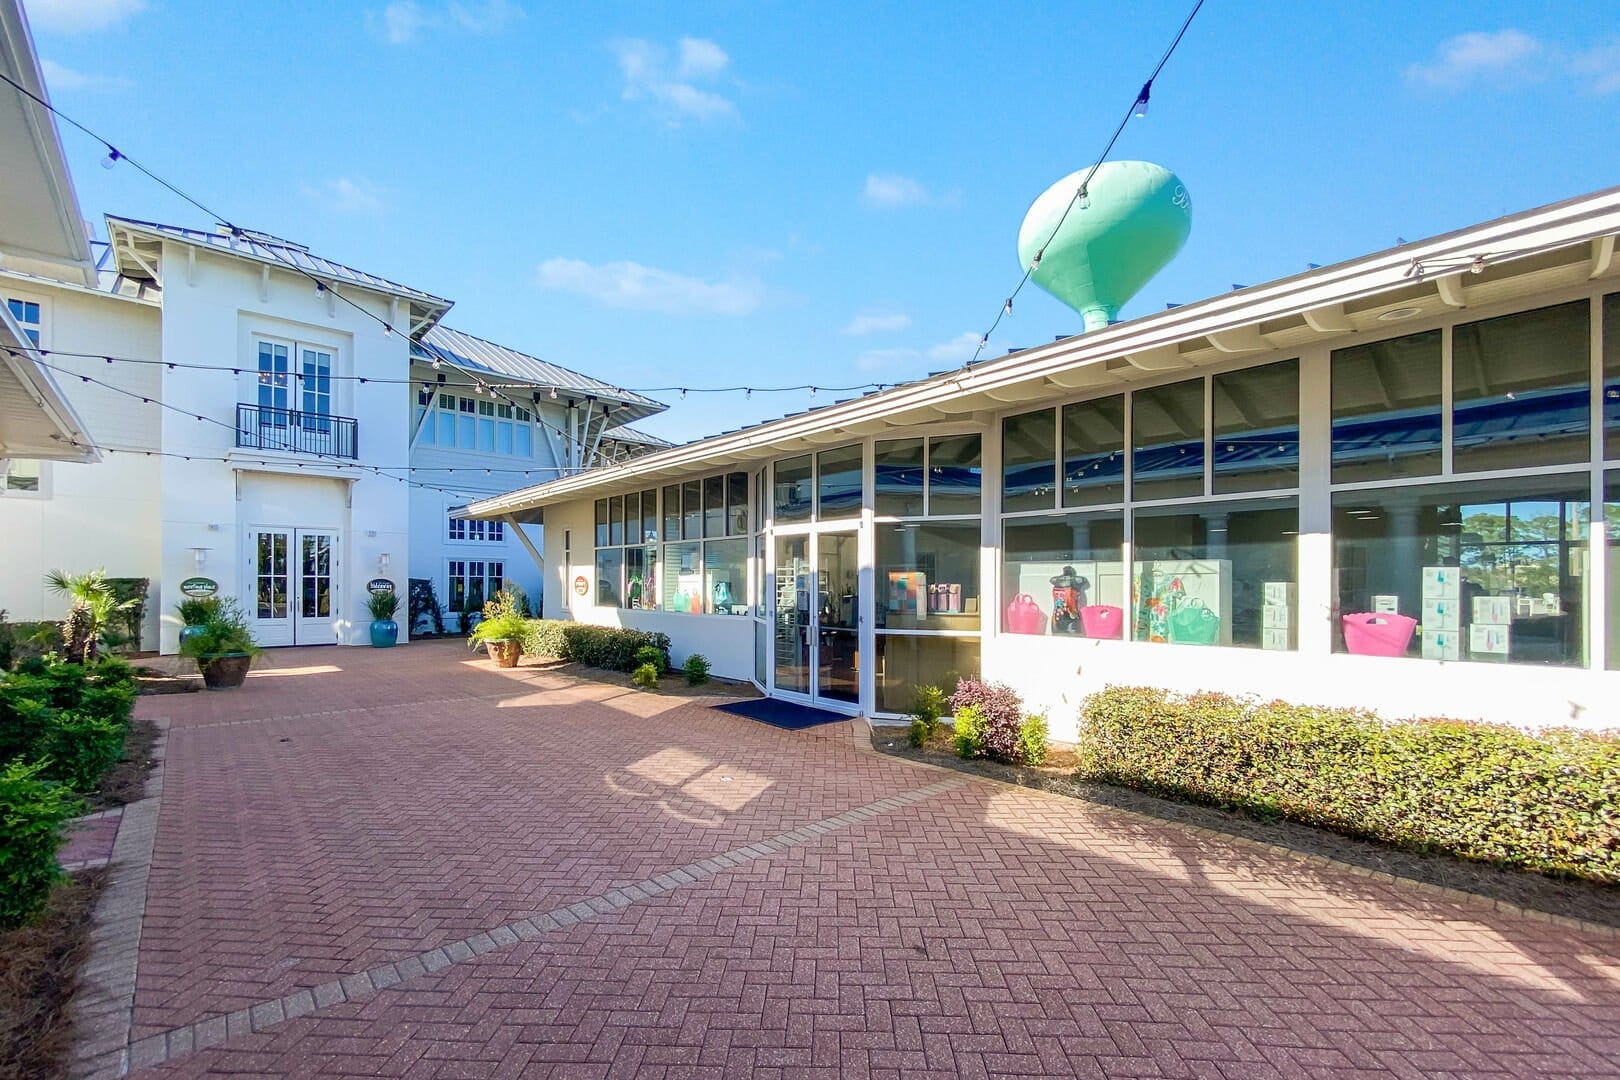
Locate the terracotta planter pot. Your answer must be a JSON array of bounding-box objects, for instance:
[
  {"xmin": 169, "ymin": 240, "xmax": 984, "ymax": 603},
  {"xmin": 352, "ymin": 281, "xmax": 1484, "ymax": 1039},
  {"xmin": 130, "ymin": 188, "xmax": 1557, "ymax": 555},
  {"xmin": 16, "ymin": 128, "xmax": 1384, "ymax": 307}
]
[
  {"xmin": 199, "ymin": 652, "xmax": 252, "ymax": 690},
  {"xmin": 488, "ymin": 639, "xmax": 522, "ymax": 668}
]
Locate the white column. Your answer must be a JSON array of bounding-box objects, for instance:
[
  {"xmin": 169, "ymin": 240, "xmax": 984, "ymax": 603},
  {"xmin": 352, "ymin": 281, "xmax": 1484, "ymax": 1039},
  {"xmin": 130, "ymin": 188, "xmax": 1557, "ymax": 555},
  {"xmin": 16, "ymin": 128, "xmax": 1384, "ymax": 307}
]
[{"xmin": 1297, "ymin": 346, "xmax": 1334, "ymax": 656}]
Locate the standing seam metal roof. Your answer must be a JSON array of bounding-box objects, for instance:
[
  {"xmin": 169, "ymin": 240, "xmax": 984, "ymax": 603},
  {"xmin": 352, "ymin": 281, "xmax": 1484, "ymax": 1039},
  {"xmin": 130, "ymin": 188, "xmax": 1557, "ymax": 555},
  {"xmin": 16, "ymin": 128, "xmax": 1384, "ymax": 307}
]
[{"xmin": 413, "ymin": 324, "xmax": 666, "ymax": 419}]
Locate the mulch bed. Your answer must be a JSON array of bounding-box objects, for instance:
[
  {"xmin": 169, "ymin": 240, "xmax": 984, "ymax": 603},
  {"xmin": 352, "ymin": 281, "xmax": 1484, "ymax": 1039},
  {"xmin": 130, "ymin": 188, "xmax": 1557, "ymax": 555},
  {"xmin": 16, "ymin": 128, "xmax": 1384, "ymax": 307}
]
[
  {"xmin": 871, "ymin": 727, "xmax": 1620, "ymax": 930},
  {"xmin": 84, "ymin": 717, "xmax": 160, "ymax": 814},
  {"xmin": 517, "ymin": 658, "xmax": 763, "ymax": 699},
  {"xmin": 0, "ymin": 868, "xmax": 108, "ymax": 1080}
]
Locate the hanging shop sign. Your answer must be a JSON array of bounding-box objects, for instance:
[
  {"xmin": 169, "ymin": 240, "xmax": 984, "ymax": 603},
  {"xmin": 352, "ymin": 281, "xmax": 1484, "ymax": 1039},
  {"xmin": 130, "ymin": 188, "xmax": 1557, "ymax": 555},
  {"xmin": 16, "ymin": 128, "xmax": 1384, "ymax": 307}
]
[
  {"xmin": 366, "ymin": 578, "xmax": 396, "ymax": 595},
  {"xmin": 573, "ymin": 575, "xmax": 589, "ymax": 597},
  {"xmin": 179, "ymin": 577, "xmax": 219, "ymax": 598}
]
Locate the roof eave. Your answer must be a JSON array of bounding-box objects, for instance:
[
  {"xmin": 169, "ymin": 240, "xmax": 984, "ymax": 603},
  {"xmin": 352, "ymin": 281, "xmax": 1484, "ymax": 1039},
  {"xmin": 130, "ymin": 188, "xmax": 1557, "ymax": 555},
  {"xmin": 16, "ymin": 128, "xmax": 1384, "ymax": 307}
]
[
  {"xmin": 463, "ymin": 185, "xmax": 1620, "ymax": 520},
  {"xmin": 0, "ymin": 303, "xmax": 99, "ymax": 461}
]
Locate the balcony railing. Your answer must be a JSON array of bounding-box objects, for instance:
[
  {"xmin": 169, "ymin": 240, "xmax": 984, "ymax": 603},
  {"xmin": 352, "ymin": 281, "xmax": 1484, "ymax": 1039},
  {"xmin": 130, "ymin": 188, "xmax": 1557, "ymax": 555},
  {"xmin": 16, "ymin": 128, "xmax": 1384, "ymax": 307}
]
[{"xmin": 236, "ymin": 403, "xmax": 358, "ymax": 459}]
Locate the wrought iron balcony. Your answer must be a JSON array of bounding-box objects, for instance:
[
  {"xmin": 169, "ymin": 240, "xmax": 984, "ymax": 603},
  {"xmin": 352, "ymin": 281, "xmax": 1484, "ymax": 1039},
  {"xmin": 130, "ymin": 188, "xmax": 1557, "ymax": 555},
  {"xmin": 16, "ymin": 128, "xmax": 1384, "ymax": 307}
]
[{"xmin": 235, "ymin": 403, "xmax": 358, "ymax": 459}]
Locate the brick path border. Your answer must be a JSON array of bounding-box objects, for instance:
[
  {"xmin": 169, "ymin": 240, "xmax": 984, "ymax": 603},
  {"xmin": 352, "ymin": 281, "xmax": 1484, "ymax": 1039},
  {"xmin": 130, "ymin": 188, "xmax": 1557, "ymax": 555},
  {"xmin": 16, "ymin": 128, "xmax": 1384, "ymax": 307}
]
[
  {"xmin": 111, "ymin": 774, "xmax": 967, "ymax": 1074},
  {"xmin": 69, "ymin": 718, "xmax": 169, "ymax": 1079}
]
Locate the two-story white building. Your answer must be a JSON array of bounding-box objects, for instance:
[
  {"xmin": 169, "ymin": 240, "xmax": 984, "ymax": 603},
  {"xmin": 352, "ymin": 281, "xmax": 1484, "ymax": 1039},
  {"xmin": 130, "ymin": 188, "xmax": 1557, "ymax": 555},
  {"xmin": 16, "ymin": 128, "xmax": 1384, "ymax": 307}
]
[{"xmin": 0, "ymin": 212, "xmax": 668, "ymax": 652}]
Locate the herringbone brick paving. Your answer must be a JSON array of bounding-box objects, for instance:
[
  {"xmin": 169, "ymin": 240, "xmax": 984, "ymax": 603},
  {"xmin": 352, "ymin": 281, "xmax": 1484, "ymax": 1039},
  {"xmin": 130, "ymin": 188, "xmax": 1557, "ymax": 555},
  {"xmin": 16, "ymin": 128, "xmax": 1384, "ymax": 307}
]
[{"xmin": 110, "ymin": 641, "xmax": 1620, "ymax": 1078}]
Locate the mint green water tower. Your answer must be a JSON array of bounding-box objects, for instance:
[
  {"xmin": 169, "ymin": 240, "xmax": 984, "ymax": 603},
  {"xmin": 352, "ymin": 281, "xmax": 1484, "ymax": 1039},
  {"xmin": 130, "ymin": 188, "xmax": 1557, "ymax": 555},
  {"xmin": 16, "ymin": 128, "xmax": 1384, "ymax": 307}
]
[{"xmin": 1018, "ymin": 161, "xmax": 1191, "ymax": 332}]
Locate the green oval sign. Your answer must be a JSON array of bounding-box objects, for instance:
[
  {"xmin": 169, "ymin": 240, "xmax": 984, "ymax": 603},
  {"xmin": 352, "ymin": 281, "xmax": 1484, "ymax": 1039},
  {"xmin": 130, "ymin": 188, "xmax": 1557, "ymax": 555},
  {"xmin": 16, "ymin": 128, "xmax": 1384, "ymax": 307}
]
[
  {"xmin": 179, "ymin": 577, "xmax": 219, "ymax": 598},
  {"xmin": 366, "ymin": 578, "xmax": 395, "ymax": 594}
]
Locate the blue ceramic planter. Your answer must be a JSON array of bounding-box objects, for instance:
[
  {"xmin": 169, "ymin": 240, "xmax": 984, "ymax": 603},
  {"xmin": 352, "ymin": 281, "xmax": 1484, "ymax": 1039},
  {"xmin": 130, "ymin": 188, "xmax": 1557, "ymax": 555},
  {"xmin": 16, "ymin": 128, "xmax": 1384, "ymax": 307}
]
[
  {"xmin": 178, "ymin": 624, "xmax": 206, "ymax": 648},
  {"xmin": 370, "ymin": 619, "xmax": 398, "ymax": 648}
]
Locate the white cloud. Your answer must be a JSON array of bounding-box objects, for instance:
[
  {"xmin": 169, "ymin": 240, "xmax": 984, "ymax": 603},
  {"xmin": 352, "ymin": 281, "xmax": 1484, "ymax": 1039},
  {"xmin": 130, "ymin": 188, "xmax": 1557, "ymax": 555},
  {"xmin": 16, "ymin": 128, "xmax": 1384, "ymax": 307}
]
[
  {"xmin": 23, "ymin": 0, "xmax": 144, "ymax": 33},
  {"xmin": 1573, "ymin": 40, "xmax": 1620, "ymax": 95},
  {"xmin": 611, "ymin": 36, "xmax": 737, "ymax": 125},
  {"xmin": 39, "ymin": 58, "xmax": 130, "ymax": 91},
  {"xmin": 371, "ymin": 0, "xmax": 521, "ymax": 45},
  {"xmin": 1405, "ymin": 29, "xmax": 1549, "ymax": 90},
  {"xmin": 841, "ymin": 312, "xmax": 911, "ymax": 336},
  {"xmin": 862, "ymin": 174, "xmax": 931, "ymax": 209},
  {"xmin": 300, "ymin": 177, "xmax": 387, "ymax": 215},
  {"xmin": 856, "ymin": 330, "xmax": 981, "ymax": 372},
  {"xmin": 536, "ymin": 258, "xmax": 761, "ymax": 316}
]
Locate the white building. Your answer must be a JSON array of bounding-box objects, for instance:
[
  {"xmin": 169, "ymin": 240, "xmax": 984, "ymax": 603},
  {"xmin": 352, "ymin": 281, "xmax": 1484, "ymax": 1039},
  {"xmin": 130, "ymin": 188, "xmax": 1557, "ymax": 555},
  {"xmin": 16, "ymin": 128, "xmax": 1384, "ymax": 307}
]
[
  {"xmin": 467, "ymin": 187, "xmax": 1620, "ymax": 735},
  {"xmin": 0, "ymin": 4, "xmax": 667, "ymax": 653}
]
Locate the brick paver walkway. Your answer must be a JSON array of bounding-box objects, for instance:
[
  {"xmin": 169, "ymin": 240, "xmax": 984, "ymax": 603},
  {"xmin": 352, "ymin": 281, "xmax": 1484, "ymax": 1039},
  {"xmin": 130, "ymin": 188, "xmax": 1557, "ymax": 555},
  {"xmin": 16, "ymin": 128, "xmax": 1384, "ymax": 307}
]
[{"xmin": 85, "ymin": 641, "xmax": 1620, "ymax": 1078}]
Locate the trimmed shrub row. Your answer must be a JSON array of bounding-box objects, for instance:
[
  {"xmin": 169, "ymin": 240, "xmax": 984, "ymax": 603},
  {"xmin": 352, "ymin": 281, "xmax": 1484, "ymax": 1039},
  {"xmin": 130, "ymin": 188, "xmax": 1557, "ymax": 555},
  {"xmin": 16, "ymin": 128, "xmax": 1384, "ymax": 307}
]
[
  {"xmin": 521, "ymin": 619, "xmax": 672, "ymax": 673},
  {"xmin": 1078, "ymin": 686, "xmax": 1620, "ymax": 883},
  {"xmin": 0, "ymin": 760, "xmax": 82, "ymax": 929}
]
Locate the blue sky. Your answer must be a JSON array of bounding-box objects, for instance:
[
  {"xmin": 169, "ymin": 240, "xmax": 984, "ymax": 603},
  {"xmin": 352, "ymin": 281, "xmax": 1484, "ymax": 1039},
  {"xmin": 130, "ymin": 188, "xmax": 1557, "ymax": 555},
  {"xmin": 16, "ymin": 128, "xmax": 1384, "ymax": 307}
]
[{"xmin": 23, "ymin": 0, "xmax": 1620, "ymax": 443}]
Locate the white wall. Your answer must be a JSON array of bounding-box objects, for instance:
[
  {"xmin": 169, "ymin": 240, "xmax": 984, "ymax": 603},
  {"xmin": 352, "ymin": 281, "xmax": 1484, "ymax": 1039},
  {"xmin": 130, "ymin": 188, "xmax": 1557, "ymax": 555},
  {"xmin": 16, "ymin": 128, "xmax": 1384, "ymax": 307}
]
[{"xmin": 0, "ymin": 276, "xmax": 163, "ymax": 646}]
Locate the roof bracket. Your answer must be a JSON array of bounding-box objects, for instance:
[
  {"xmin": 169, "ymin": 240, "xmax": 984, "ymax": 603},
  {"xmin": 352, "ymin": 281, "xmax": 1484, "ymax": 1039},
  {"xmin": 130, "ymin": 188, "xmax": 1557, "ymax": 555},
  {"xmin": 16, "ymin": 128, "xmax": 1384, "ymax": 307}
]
[
  {"xmin": 1592, "ymin": 235, "xmax": 1617, "ymax": 279},
  {"xmin": 1302, "ymin": 303, "xmax": 1354, "ymax": 334},
  {"xmin": 1435, "ymin": 275, "xmax": 1468, "ymax": 309},
  {"xmin": 1205, "ymin": 328, "xmax": 1270, "ymax": 354}
]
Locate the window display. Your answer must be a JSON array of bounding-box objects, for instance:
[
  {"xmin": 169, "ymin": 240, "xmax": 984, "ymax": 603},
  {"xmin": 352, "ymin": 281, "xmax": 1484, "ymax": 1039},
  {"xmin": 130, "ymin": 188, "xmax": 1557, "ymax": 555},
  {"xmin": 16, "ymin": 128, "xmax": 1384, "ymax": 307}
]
[
  {"xmin": 1331, "ymin": 330, "xmax": 1442, "ymax": 484},
  {"xmin": 661, "ymin": 541, "xmax": 703, "ymax": 613},
  {"xmin": 1001, "ymin": 513, "xmax": 1126, "ymax": 638},
  {"xmin": 1452, "ymin": 300, "xmax": 1590, "ymax": 472},
  {"xmin": 876, "ymin": 523, "xmax": 980, "ymax": 631},
  {"xmin": 595, "ymin": 548, "xmax": 623, "ymax": 608},
  {"xmin": 1132, "ymin": 378, "xmax": 1204, "ymax": 501},
  {"xmin": 1132, "ymin": 498, "xmax": 1297, "ymax": 648},
  {"xmin": 1605, "ymin": 294, "xmax": 1620, "ymax": 460},
  {"xmin": 704, "ymin": 538, "xmax": 748, "ymax": 615},
  {"xmin": 1333, "ymin": 476, "xmax": 1589, "ymax": 665}
]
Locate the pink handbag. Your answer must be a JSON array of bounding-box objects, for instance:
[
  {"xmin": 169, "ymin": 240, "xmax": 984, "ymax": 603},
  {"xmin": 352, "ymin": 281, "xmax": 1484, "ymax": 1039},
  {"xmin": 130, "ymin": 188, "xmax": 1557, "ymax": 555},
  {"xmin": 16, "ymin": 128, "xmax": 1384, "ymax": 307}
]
[
  {"xmin": 1341, "ymin": 612, "xmax": 1416, "ymax": 656},
  {"xmin": 1079, "ymin": 605, "xmax": 1124, "ymax": 639},
  {"xmin": 1004, "ymin": 594, "xmax": 1046, "ymax": 635}
]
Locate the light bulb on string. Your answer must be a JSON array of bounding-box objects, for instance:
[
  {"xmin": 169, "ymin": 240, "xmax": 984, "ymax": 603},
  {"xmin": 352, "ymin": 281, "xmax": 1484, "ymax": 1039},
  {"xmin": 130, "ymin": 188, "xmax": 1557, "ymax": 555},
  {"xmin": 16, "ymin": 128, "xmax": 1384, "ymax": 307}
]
[
  {"xmin": 1133, "ymin": 80, "xmax": 1152, "ymax": 118},
  {"xmin": 101, "ymin": 147, "xmax": 122, "ymax": 169},
  {"xmin": 1471, "ymin": 255, "xmax": 1485, "ymax": 274}
]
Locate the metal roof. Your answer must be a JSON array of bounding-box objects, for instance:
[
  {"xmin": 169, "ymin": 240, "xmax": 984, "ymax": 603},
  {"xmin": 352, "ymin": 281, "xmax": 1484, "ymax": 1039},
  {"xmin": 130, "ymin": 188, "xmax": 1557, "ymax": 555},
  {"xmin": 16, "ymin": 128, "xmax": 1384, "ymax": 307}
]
[
  {"xmin": 413, "ymin": 324, "xmax": 667, "ymax": 424},
  {"xmin": 600, "ymin": 424, "xmax": 672, "ymax": 449},
  {"xmin": 104, "ymin": 215, "xmax": 453, "ymax": 311}
]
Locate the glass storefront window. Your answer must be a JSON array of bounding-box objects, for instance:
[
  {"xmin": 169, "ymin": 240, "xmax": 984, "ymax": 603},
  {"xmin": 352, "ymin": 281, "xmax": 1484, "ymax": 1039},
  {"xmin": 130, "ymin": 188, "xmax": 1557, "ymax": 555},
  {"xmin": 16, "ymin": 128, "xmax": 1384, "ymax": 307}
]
[
  {"xmin": 625, "ymin": 491, "xmax": 642, "ymax": 545},
  {"xmin": 1133, "ymin": 498, "xmax": 1298, "ymax": 649},
  {"xmin": 1062, "ymin": 395, "xmax": 1124, "ymax": 507},
  {"xmin": 1132, "ymin": 378, "xmax": 1205, "ymax": 501},
  {"xmin": 929, "ymin": 434, "xmax": 982, "ymax": 515},
  {"xmin": 1213, "ymin": 359, "xmax": 1298, "ymax": 493},
  {"xmin": 1605, "ymin": 294, "xmax": 1620, "ymax": 460},
  {"xmin": 875, "ymin": 635, "xmax": 979, "ymax": 714},
  {"xmin": 817, "ymin": 444, "xmax": 863, "ymax": 519},
  {"xmin": 624, "ymin": 546, "xmax": 652, "ymax": 609},
  {"xmin": 661, "ymin": 541, "xmax": 703, "ymax": 613},
  {"xmin": 875, "ymin": 438, "xmax": 925, "ymax": 517},
  {"xmin": 875, "ymin": 523, "xmax": 980, "ymax": 631},
  {"xmin": 1003, "ymin": 410, "xmax": 1056, "ymax": 512},
  {"xmin": 1452, "ymin": 300, "xmax": 1590, "ymax": 472},
  {"xmin": 774, "ymin": 454, "xmax": 812, "ymax": 524},
  {"xmin": 682, "ymin": 479, "xmax": 702, "ymax": 539},
  {"xmin": 1001, "ymin": 513, "xmax": 1126, "ymax": 637},
  {"xmin": 595, "ymin": 548, "xmax": 623, "ymax": 608},
  {"xmin": 704, "ymin": 538, "xmax": 748, "ymax": 615},
  {"xmin": 594, "ymin": 498, "xmax": 609, "ymax": 547},
  {"xmin": 1332, "ymin": 475, "xmax": 1589, "ymax": 666},
  {"xmin": 727, "ymin": 472, "xmax": 749, "ymax": 535},
  {"xmin": 662, "ymin": 485, "xmax": 679, "ymax": 544},
  {"xmin": 641, "ymin": 488, "xmax": 657, "ymax": 543},
  {"xmin": 1331, "ymin": 330, "xmax": 1442, "ymax": 484},
  {"xmin": 704, "ymin": 475, "xmax": 725, "ymax": 537},
  {"xmin": 1606, "ymin": 471, "xmax": 1619, "ymax": 669},
  {"xmin": 608, "ymin": 495, "xmax": 623, "ymax": 546}
]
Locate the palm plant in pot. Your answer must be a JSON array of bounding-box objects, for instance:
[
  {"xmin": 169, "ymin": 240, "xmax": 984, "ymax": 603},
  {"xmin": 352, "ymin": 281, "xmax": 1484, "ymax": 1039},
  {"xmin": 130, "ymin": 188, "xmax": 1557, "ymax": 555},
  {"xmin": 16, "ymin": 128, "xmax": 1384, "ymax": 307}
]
[
  {"xmin": 178, "ymin": 598, "xmax": 261, "ymax": 690},
  {"xmin": 467, "ymin": 609, "xmax": 527, "ymax": 668},
  {"xmin": 175, "ymin": 596, "xmax": 222, "ymax": 649},
  {"xmin": 367, "ymin": 589, "xmax": 400, "ymax": 648}
]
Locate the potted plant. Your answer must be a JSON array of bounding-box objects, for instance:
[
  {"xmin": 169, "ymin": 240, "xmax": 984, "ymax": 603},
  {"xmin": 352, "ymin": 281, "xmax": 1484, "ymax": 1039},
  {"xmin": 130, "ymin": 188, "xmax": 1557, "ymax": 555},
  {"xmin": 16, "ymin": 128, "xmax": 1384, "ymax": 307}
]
[
  {"xmin": 468, "ymin": 610, "xmax": 527, "ymax": 668},
  {"xmin": 178, "ymin": 599, "xmax": 260, "ymax": 690},
  {"xmin": 367, "ymin": 589, "xmax": 400, "ymax": 648},
  {"xmin": 175, "ymin": 596, "xmax": 222, "ymax": 649}
]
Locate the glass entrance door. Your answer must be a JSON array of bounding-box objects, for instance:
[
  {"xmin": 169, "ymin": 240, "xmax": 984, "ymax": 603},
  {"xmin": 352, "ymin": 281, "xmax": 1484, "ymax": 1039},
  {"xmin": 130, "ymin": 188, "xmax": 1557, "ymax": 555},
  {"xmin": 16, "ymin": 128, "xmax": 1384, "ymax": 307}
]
[
  {"xmin": 772, "ymin": 530, "xmax": 860, "ymax": 708},
  {"xmin": 249, "ymin": 527, "xmax": 339, "ymax": 646}
]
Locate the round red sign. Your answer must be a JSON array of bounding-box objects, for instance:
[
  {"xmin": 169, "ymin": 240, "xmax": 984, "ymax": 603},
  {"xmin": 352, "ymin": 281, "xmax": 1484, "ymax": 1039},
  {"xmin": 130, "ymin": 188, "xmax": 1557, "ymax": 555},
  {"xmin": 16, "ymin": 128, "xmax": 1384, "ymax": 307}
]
[{"xmin": 573, "ymin": 575, "xmax": 589, "ymax": 596}]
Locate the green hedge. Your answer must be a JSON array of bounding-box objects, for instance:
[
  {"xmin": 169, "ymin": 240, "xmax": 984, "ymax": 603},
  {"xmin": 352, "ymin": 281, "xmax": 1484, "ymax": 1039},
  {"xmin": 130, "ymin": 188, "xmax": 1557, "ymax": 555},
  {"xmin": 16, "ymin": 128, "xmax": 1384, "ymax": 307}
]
[
  {"xmin": 1, "ymin": 659, "xmax": 135, "ymax": 792},
  {"xmin": 0, "ymin": 759, "xmax": 81, "ymax": 930},
  {"xmin": 559, "ymin": 624, "xmax": 671, "ymax": 673},
  {"xmin": 521, "ymin": 619, "xmax": 568, "ymax": 659},
  {"xmin": 1078, "ymin": 686, "xmax": 1620, "ymax": 883}
]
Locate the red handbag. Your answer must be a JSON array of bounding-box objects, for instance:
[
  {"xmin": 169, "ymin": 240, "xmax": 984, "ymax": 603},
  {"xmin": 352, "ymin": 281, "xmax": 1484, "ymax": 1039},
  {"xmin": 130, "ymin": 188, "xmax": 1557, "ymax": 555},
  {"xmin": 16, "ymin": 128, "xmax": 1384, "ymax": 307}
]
[
  {"xmin": 1005, "ymin": 594, "xmax": 1046, "ymax": 635},
  {"xmin": 1079, "ymin": 605, "xmax": 1124, "ymax": 639}
]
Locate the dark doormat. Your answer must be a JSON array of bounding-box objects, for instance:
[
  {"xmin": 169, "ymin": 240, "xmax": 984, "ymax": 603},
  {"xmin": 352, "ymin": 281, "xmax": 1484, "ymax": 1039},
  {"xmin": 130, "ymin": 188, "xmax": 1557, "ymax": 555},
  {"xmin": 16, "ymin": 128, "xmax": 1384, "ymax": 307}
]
[{"xmin": 714, "ymin": 698, "xmax": 850, "ymax": 731}]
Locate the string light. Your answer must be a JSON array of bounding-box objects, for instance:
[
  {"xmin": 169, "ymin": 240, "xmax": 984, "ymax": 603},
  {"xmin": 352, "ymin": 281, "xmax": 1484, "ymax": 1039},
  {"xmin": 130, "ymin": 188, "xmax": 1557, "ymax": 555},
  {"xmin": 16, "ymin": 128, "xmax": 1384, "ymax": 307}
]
[
  {"xmin": 964, "ymin": 0, "xmax": 1205, "ymax": 368},
  {"xmin": 100, "ymin": 147, "xmax": 121, "ymax": 169}
]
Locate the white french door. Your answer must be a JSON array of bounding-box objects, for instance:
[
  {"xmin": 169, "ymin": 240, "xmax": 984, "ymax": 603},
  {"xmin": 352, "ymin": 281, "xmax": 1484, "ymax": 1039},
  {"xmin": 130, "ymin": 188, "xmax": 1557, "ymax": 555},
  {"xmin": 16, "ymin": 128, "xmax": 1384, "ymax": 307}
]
[
  {"xmin": 249, "ymin": 527, "xmax": 339, "ymax": 646},
  {"xmin": 772, "ymin": 529, "xmax": 860, "ymax": 710}
]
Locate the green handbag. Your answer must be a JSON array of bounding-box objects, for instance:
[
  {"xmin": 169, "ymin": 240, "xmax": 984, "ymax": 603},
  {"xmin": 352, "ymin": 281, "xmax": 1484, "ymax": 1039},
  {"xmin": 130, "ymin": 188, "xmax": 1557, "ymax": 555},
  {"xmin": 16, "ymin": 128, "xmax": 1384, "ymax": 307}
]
[{"xmin": 1167, "ymin": 600, "xmax": 1221, "ymax": 645}]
